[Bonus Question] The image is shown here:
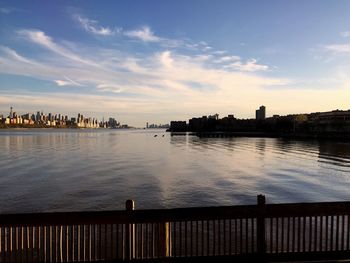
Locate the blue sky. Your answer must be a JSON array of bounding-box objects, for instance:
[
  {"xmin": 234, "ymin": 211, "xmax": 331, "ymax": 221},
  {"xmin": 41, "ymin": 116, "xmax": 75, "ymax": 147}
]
[{"xmin": 1, "ymin": 0, "xmax": 350, "ymax": 126}]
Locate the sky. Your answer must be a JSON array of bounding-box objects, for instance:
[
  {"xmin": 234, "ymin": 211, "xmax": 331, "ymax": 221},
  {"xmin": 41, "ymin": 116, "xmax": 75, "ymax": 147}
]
[{"xmin": 0, "ymin": 0, "xmax": 350, "ymax": 127}]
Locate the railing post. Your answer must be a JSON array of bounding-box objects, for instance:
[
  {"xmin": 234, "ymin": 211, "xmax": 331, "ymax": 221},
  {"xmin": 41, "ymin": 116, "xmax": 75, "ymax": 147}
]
[
  {"xmin": 125, "ymin": 200, "xmax": 135, "ymax": 261},
  {"xmin": 155, "ymin": 222, "xmax": 171, "ymax": 258},
  {"xmin": 257, "ymin": 195, "xmax": 266, "ymax": 259}
]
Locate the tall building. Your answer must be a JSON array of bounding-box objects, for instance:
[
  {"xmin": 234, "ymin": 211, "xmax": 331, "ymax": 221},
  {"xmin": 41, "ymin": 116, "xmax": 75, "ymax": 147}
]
[
  {"xmin": 256, "ymin": 106, "xmax": 266, "ymax": 120},
  {"xmin": 10, "ymin": 107, "xmax": 13, "ymax": 119}
]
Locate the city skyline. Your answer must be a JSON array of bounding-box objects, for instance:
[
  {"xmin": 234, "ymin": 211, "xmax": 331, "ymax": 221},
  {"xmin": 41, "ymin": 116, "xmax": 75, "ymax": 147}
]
[{"xmin": 1, "ymin": 1, "xmax": 350, "ymax": 127}]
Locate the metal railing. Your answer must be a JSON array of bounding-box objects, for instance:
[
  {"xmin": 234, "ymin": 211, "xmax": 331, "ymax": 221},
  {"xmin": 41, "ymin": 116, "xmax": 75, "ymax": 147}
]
[{"xmin": 1, "ymin": 196, "xmax": 350, "ymax": 262}]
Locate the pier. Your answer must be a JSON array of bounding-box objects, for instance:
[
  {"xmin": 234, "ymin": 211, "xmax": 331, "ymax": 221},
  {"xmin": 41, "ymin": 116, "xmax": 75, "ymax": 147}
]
[{"xmin": 1, "ymin": 196, "xmax": 350, "ymax": 262}]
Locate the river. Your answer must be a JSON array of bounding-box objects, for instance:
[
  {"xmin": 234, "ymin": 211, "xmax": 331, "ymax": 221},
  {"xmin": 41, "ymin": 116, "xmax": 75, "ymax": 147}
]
[{"xmin": 0, "ymin": 129, "xmax": 349, "ymax": 213}]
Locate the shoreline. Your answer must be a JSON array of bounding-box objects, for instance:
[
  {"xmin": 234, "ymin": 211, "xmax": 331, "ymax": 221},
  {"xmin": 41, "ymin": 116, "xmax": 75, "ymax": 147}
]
[{"xmin": 169, "ymin": 130, "xmax": 350, "ymax": 141}]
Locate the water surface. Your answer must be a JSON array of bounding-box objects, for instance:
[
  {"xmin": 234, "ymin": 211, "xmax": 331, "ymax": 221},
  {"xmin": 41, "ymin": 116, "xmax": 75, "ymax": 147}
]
[{"xmin": 0, "ymin": 129, "xmax": 349, "ymax": 213}]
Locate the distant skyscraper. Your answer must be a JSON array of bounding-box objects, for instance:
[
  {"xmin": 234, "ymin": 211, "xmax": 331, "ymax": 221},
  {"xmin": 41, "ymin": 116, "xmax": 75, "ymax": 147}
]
[
  {"xmin": 256, "ymin": 106, "xmax": 266, "ymax": 120},
  {"xmin": 10, "ymin": 106, "xmax": 13, "ymax": 119},
  {"xmin": 146, "ymin": 122, "xmax": 149, "ymax": 128}
]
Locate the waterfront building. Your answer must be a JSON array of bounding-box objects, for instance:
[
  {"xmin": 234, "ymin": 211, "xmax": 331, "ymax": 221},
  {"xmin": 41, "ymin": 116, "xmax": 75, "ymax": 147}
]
[
  {"xmin": 208, "ymin": 113, "xmax": 219, "ymax": 120},
  {"xmin": 170, "ymin": 121, "xmax": 188, "ymax": 131},
  {"xmin": 256, "ymin": 106, "xmax": 266, "ymax": 120}
]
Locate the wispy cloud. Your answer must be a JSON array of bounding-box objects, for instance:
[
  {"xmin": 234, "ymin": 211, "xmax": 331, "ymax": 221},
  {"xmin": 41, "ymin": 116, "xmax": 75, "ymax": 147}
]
[
  {"xmin": 124, "ymin": 26, "xmax": 160, "ymax": 42},
  {"xmin": 0, "ymin": 46, "xmax": 34, "ymax": 64},
  {"xmin": 224, "ymin": 59, "xmax": 269, "ymax": 72},
  {"xmin": 55, "ymin": 76, "xmax": 82, "ymax": 87},
  {"xmin": 74, "ymin": 14, "xmax": 120, "ymax": 36},
  {"xmin": 212, "ymin": 50, "xmax": 227, "ymax": 55},
  {"xmin": 213, "ymin": 55, "xmax": 240, "ymax": 63},
  {"xmin": 0, "ymin": 7, "xmax": 11, "ymax": 14},
  {"xmin": 18, "ymin": 29, "xmax": 97, "ymax": 65},
  {"xmin": 340, "ymin": 31, "xmax": 350, "ymax": 37},
  {"xmin": 324, "ymin": 43, "xmax": 350, "ymax": 53},
  {"xmin": 0, "ymin": 7, "xmax": 24, "ymax": 14}
]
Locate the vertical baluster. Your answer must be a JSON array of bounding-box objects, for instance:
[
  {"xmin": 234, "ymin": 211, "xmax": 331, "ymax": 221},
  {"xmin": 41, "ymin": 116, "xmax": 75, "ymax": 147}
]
[
  {"xmin": 19, "ymin": 226, "xmax": 25, "ymax": 262},
  {"xmin": 287, "ymin": 217, "xmax": 290, "ymax": 252},
  {"xmin": 8, "ymin": 226, "xmax": 11, "ymax": 263},
  {"xmin": 93, "ymin": 225, "xmax": 96, "ymax": 261},
  {"xmin": 207, "ymin": 221, "xmax": 210, "ymax": 256},
  {"xmin": 201, "ymin": 220, "xmax": 204, "ymax": 257},
  {"xmin": 178, "ymin": 222, "xmax": 181, "ymax": 257},
  {"xmin": 218, "ymin": 220, "xmax": 221, "ymax": 255},
  {"xmin": 223, "ymin": 220, "xmax": 226, "ymax": 255},
  {"xmin": 104, "ymin": 224, "xmax": 107, "ymax": 260},
  {"xmin": 65, "ymin": 226, "xmax": 69, "ymax": 263},
  {"xmin": 88, "ymin": 225, "xmax": 91, "ymax": 261},
  {"xmin": 336, "ymin": 215, "xmax": 339, "ymax": 251},
  {"xmin": 3, "ymin": 226, "xmax": 7, "ymax": 262},
  {"xmin": 296, "ymin": 217, "xmax": 300, "ymax": 253},
  {"xmin": 116, "ymin": 224, "xmax": 119, "ymax": 260},
  {"xmin": 140, "ymin": 224, "xmax": 143, "ymax": 259},
  {"xmin": 9, "ymin": 227, "xmax": 13, "ymax": 263},
  {"xmin": 196, "ymin": 221, "xmax": 199, "ymax": 257},
  {"xmin": 234, "ymin": 219, "xmax": 237, "ymax": 254},
  {"xmin": 191, "ymin": 221, "xmax": 194, "ymax": 257},
  {"xmin": 347, "ymin": 215, "xmax": 350, "ymax": 251},
  {"xmin": 184, "ymin": 221, "xmax": 187, "ymax": 257},
  {"xmin": 56, "ymin": 226, "xmax": 58, "ymax": 263},
  {"xmin": 156, "ymin": 223, "xmax": 159, "ymax": 258},
  {"xmin": 15, "ymin": 226, "xmax": 19, "ymax": 263},
  {"xmin": 331, "ymin": 215, "xmax": 334, "ymax": 251},
  {"xmin": 212, "ymin": 220, "xmax": 216, "ymax": 256},
  {"xmin": 122, "ymin": 224, "xmax": 125, "ymax": 260},
  {"xmin": 72, "ymin": 226, "xmax": 75, "ymax": 262},
  {"xmin": 152, "ymin": 223, "xmax": 155, "ymax": 258},
  {"xmin": 240, "ymin": 218, "xmax": 243, "ymax": 254},
  {"xmin": 245, "ymin": 219, "xmax": 248, "ymax": 254},
  {"xmin": 37, "ymin": 227, "xmax": 40, "ymax": 263},
  {"xmin": 281, "ymin": 218, "xmax": 284, "ymax": 253},
  {"xmin": 229, "ymin": 219, "xmax": 232, "ymax": 255},
  {"xmin": 0, "ymin": 227, "xmax": 2, "ymax": 262},
  {"xmin": 276, "ymin": 218, "xmax": 279, "ymax": 253},
  {"xmin": 326, "ymin": 216, "xmax": 329, "ymax": 251},
  {"xmin": 43, "ymin": 226, "xmax": 46, "ymax": 263},
  {"xmin": 270, "ymin": 218, "xmax": 273, "ymax": 253},
  {"xmin": 320, "ymin": 216, "xmax": 323, "ymax": 252},
  {"xmin": 77, "ymin": 225, "xmax": 80, "ymax": 261},
  {"xmin": 251, "ymin": 218, "xmax": 254, "ymax": 253},
  {"xmin": 82, "ymin": 225, "xmax": 85, "ymax": 261},
  {"xmin": 302, "ymin": 217, "xmax": 306, "ymax": 252},
  {"xmin": 49, "ymin": 226, "xmax": 52, "ymax": 263},
  {"xmin": 145, "ymin": 224, "xmax": 148, "ymax": 258},
  {"xmin": 341, "ymin": 215, "xmax": 345, "ymax": 251},
  {"xmin": 200, "ymin": 221, "xmax": 203, "ymax": 256},
  {"xmin": 110, "ymin": 224, "xmax": 113, "ymax": 260},
  {"xmin": 59, "ymin": 226, "xmax": 63, "ymax": 263},
  {"xmin": 314, "ymin": 216, "xmax": 318, "ymax": 252},
  {"xmin": 98, "ymin": 225, "xmax": 101, "ymax": 260},
  {"xmin": 308, "ymin": 217, "xmax": 312, "ymax": 252},
  {"xmin": 4, "ymin": 227, "xmax": 8, "ymax": 262},
  {"xmin": 33, "ymin": 227, "xmax": 36, "ymax": 263}
]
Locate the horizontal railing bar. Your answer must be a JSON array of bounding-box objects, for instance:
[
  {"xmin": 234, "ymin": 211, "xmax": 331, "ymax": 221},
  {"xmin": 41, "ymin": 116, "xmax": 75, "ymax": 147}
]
[
  {"xmin": 265, "ymin": 202, "xmax": 350, "ymax": 217},
  {"xmin": 1, "ymin": 201, "xmax": 350, "ymax": 227},
  {"xmin": 0, "ymin": 205, "xmax": 259, "ymax": 226}
]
